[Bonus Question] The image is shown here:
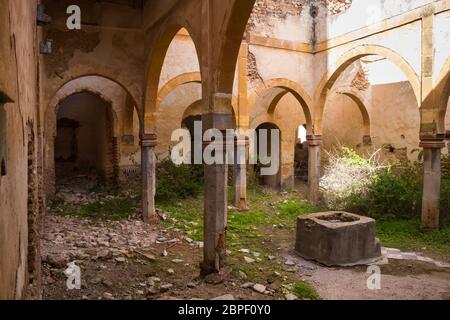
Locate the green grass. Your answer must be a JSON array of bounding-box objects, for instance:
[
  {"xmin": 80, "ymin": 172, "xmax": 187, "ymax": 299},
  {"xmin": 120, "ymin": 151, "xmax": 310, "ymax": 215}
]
[
  {"xmin": 56, "ymin": 196, "xmax": 137, "ymax": 221},
  {"xmin": 376, "ymin": 219, "xmax": 450, "ymax": 260},
  {"xmin": 291, "ymin": 281, "xmax": 320, "ymax": 300},
  {"xmin": 160, "ymin": 197, "xmax": 204, "ymax": 241},
  {"xmin": 158, "ymin": 186, "xmax": 322, "ymax": 299}
]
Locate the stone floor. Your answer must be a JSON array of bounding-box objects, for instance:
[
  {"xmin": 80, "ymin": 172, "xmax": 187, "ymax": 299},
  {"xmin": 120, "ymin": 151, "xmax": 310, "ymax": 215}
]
[
  {"xmin": 380, "ymin": 247, "xmax": 450, "ymax": 268},
  {"xmin": 285, "ymin": 251, "xmax": 450, "ymax": 300}
]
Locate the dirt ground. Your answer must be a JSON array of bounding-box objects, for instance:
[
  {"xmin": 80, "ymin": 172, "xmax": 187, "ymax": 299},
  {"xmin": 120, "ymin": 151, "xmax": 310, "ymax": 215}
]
[{"xmin": 41, "ymin": 178, "xmax": 450, "ymax": 301}]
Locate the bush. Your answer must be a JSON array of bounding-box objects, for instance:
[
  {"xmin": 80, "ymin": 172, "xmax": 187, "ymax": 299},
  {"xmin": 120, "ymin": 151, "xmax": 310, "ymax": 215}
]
[
  {"xmin": 321, "ymin": 147, "xmax": 450, "ymax": 222},
  {"xmin": 361, "ymin": 163, "xmax": 422, "ymax": 219},
  {"xmin": 320, "ymin": 147, "xmax": 383, "ymax": 210},
  {"xmin": 155, "ymin": 158, "xmax": 204, "ymax": 202}
]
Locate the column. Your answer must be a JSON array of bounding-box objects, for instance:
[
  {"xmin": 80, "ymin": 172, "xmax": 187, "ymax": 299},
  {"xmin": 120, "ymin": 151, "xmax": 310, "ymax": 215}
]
[
  {"xmin": 420, "ymin": 137, "xmax": 445, "ymax": 231},
  {"xmin": 201, "ymin": 134, "xmax": 228, "ymax": 275},
  {"xmin": 140, "ymin": 133, "xmax": 157, "ymax": 223},
  {"xmin": 233, "ymin": 136, "xmax": 249, "ymax": 211},
  {"xmin": 307, "ymin": 135, "xmax": 322, "ymax": 205}
]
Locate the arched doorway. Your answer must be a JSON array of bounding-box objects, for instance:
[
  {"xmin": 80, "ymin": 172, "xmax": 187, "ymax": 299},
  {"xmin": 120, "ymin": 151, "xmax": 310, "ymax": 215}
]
[
  {"xmin": 55, "ymin": 92, "xmax": 117, "ymax": 188},
  {"xmin": 255, "ymin": 122, "xmax": 282, "ymax": 189}
]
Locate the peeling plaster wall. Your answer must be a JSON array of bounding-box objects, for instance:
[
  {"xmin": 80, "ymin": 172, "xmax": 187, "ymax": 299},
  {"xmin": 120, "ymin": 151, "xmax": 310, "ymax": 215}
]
[
  {"xmin": 42, "ymin": 0, "xmax": 145, "ymax": 122},
  {"xmin": 0, "ymin": 0, "xmax": 40, "ymax": 300}
]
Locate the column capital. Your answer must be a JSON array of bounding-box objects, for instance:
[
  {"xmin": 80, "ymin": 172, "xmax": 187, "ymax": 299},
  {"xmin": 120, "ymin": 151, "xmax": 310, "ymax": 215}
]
[
  {"xmin": 306, "ymin": 135, "xmax": 323, "ymax": 146},
  {"xmin": 420, "ymin": 135, "xmax": 445, "ymax": 149},
  {"xmin": 140, "ymin": 133, "xmax": 157, "ymax": 148}
]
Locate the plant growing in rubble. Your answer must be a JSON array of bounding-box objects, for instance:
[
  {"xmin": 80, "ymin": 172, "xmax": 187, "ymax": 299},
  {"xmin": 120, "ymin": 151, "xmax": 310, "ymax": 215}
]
[{"xmin": 320, "ymin": 146, "xmax": 385, "ymax": 210}]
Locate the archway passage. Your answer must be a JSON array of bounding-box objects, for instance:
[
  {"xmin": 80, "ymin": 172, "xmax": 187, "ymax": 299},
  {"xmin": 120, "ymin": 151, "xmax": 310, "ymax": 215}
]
[
  {"xmin": 294, "ymin": 124, "xmax": 309, "ymax": 187},
  {"xmin": 55, "ymin": 92, "xmax": 117, "ymax": 189},
  {"xmin": 255, "ymin": 122, "xmax": 281, "ymax": 189},
  {"xmin": 253, "ymin": 83, "xmax": 312, "ymax": 191}
]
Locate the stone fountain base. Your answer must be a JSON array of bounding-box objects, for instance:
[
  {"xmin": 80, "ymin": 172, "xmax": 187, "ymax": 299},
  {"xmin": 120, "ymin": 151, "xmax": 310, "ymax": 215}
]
[{"xmin": 295, "ymin": 211, "xmax": 382, "ymax": 266}]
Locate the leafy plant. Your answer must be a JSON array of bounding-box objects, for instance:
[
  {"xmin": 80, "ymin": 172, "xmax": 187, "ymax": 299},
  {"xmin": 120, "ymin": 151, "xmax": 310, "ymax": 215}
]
[{"xmin": 155, "ymin": 158, "xmax": 204, "ymax": 202}]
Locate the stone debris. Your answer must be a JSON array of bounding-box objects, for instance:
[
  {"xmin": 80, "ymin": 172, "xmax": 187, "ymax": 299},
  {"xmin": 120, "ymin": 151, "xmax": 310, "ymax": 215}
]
[
  {"xmin": 242, "ymin": 282, "xmax": 254, "ymax": 289},
  {"xmin": 212, "ymin": 294, "xmax": 235, "ymax": 300},
  {"xmin": 244, "ymin": 257, "xmax": 256, "ymax": 264},
  {"xmin": 285, "ymin": 293, "xmax": 298, "ymax": 301},
  {"xmin": 253, "ymin": 284, "xmax": 267, "ymax": 294},
  {"xmin": 102, "ymin": 292, "xmax": 114, "ymax": 300},
  {"xmin": 167, "ymin": 268, "xmax": 175, "ymax": 275},
  {"xmin": 284, "ymin": 259, "xmax": 296, "ymax": 266},
  {"xmin": 160, "ymin": 284, "xmax": 174, "ymax": 292},
  {"xmin": 42, "ymin": 215, "xmax": 158, "ymax": 270},
  {"xmin": 172, "ymin": 259, "xmax": 184, "ymax": 264}
]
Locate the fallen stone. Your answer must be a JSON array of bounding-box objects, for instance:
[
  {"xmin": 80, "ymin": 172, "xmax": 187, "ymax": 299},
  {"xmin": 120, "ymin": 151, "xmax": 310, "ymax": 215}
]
[
  {"xmin": 102, "ymin": 279, "xmax": 113, "ymax": 288},
  {"xmin": 90, "ymin": 277, "xmax": 102, "ymax": 285},
  {"xmin": 187, "ymin": 282, "xmax": 197, "ymax": 288},
  {"xmin": 115, "ymin": 257, "xmax": 126, "ymax": 263},
  {"xmin": 149, "ymin": 277, "xmax": 161, "ymax": 283},
  {"xmin": 284, "ymin": 259, "xmax": 296, "ymax": 266},
  {"xmin": 45, "ymin": 254, "xmax": 69, "ymax": 268},
  {"xmin": 172, "ymin": 259, "xmax": 184, "ymax": 264},
  {"xmin": 103, "ymin": 292, "xmax": 114, "ymax": 300},
  {"xmin": 137, "ymin": 251, "xmax": 157, "ymax": 262},
  {"xmin": 242, "ymin": 282, "xmax": 254, "ymax": 289},
  {"xmin": 167, "ymin": 269, "xmax": 175, "ymax": 275},
  {"xmin": 238, "ymin": 271, "xmax": 247, "ymax": 280},
  {"xmin": 285, "ymin": 294, "xmax": 298, "ymax": 301},
  {"xmin": 212, "ymin": 294, "xmax": 235, "ymax": 300},
  {"xmin": 160, "ymin": 284, "xmax": 173, "ymax": 292},
  {"xmin": 147, "ymin": 288, "xmax": 159, "ymax": 296},
  {"xmin": 253, "ymin": 284, "xmax": 266, "ymax": 294},
  {"xmin": 244, "ymin": 257, "xmax": 255, "ymax": 264}
]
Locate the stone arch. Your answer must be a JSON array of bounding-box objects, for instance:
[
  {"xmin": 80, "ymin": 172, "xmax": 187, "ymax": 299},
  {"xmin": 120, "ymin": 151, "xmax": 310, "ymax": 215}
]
[
  {"xmin": 335, "ymin": 87, "xmax": 371, "ymax": 139},
  {"xmin": 157, "ymin": 72, "xmax": 202, "ymax": 112},
  {"xmin": 436, "ymin": 56, "xmax": 450, "ymax": 134},
  {"xmin": 214, "ymin": 0, "xmax": 256, "ymax": 95},
  {"xmin": 47, "ymin": 79, "xmax": 125, "ymax": 139},
  {"xmin": 157, "ymin": 73, "xmax": 239, "ymax": 124},
  {"xmin": 315, "ymin": 45, "xmax": 421, "ymax": 134},
  {"xmin": 255, "ymin": 79, "xmax": 313, "ymax": 133},
  {"xmin": 144, "ymin": 19, "xmax": 202, "ymax": 132},
  {"xmin": 45, "ymin": 86, "xmax": 122, "ymax": 195},
  {"xmin": 48, "ymin": 70, "xmax": 143, "ymax": 116},
  {"xmin": 253, "ymin": 121, "xmax": 282, "ymax": 189}
]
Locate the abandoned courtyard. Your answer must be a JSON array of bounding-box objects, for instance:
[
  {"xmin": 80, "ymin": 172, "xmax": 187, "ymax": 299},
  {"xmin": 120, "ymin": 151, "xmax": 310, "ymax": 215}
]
[
  {"xmin": 1, "ymin": 0, "xmax": 450, "ymax": 303},
  {"xmin": 39, "ymin": 172, "xmax": 450, "ymax": 301}
]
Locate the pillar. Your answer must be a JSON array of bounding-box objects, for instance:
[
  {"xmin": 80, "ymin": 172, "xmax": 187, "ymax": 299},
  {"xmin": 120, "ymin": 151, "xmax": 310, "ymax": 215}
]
[
  {"xmin": 201, "ymin": 135, "xmax": 228, "ymax": 275},
  {"xmin": 420, "ymin": 137, "xmax": 445, "ymax": 231},
  {"xmin": 307, "ymin": 135, "xmax": 322, "ymax": 205},
  {"xmin": 233, "ymin": 137, "xmax": 249, "ymax": 211},
  {"xmin": 140, "ymin": 133, "xmax": 157, "ymax": 223}
]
